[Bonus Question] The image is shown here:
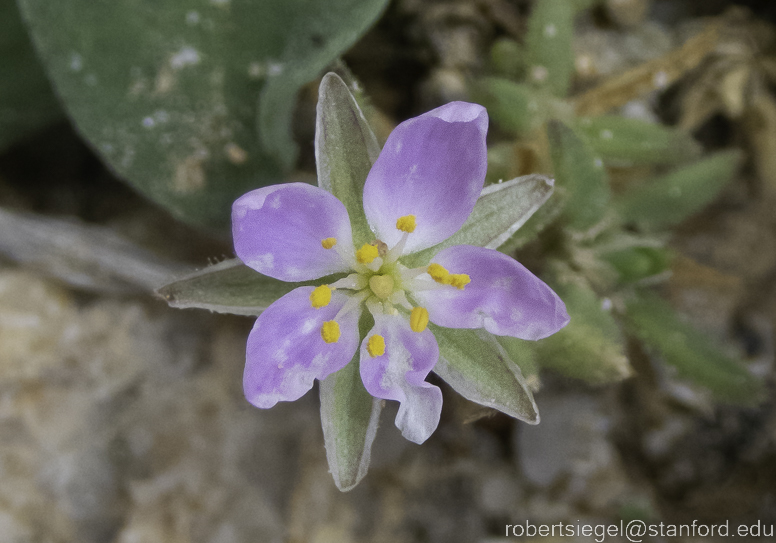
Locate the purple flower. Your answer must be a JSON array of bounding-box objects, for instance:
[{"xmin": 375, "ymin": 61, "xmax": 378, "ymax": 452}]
[{"xmin": 232, "ymin": 102, "xmax": 569, "ymax": 444}]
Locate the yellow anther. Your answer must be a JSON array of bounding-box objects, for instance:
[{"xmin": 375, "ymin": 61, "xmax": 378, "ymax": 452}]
[
  {"xmin": 448, "ymin": 274, "xmax": 471, "ymax": 290},
  {"xmin": 356, "ymin": 243, "xmax": 379, "ymax": 264},
  {"xmin": 367, "ymin": 335, "xmax": 386, "ymax": 357},
  {"xmin": 427, "ymin": 263, "xmax": 450, "ymax": 283},
  {"xmin": 428, "ymin": 263, "xmax": 469, "ymax": 289},
  {"xmin": 410, "ymin": 307, "xmax": 429, "ymax": 333},
  {"xmin": 369, "ymin": 275, "xmax": 394, "ymax": 300},
  {"xmin": 321, "ymin": 237, "xmax": 337, "ymax": 249},
  {"xmin": 321, "ymin": 321, "xmax": 341, "ymax": 344},
  {"xmin": 396, "ymin": 215, "xmax": 417, "ymax": 233},
  {"xmin": 309, "ymin": 285, "xmax": 332, "ymax": 308}
]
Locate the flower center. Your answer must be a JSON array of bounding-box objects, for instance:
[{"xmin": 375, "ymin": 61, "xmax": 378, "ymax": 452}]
[{"xmin": 369, "ymin": 274, "xmax": 394, "ymax": 300}]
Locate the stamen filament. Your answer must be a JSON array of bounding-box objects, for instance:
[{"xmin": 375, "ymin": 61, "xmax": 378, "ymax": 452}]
[
  {"xmin": 331, "ymin": 273, "xmax": 368, "ymax": 290},
  {"xmin": 334, "ymin": 289, "xmax": 371, "ymax": 321},
  {"xmin": 384, "ymin": 231, "xmax": 410, "ymax": 264}
]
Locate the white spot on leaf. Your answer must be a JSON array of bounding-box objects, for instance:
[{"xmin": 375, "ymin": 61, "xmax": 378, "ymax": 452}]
[
  {"xmin": 69, "ymin": 53, "xmax": 83, "ymax": 72},
  {"xmin": 170, "ymin": 46, "xmax": 200, "ymax": 70}
]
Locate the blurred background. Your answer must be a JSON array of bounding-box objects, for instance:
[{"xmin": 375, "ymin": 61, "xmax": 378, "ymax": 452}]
[{"xmin": 1, "ymin": 0, "xmax": 775, "ymax": 541}]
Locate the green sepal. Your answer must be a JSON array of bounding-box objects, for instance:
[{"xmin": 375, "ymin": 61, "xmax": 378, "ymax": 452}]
[
  {"xmin": 431, "ymin": 325, "xmax": 539, "ymax": 424},
  {"xmin": 496, "ymin": 335, "xmax": 540, "ymax": 381},
  {"xmin": 525, "ymin": 0, "xmax": 575, "ymax": 97},
  {"xmin": 624, "ymin": 291, "xmax": 765, "ymax": 404},
  {"xmin": 548, "ymin": 120, "xmax": 611, "ymax": 231},
  {"xmin": 257, "ymin": 0, "xmax": 389, "ymax": 171},
  {"xmin": 535, "ymin": 283, "xmax": 632, "ymax": 384},
  {"xmin": 496, "ymin": 189, "xmax": 565, "ymax": 254},
  {"xmin": 470, "ymin": 77, "xmax": 545, "ymax": 135},
  {"xmin": 315, "ymin": 73, "xmax": 379, "ymax": 248},
  {"xmin": 0, "ymin": 0, "xmax": 62, "ymax": 152},
  {"xmin": 615, "ymin": 150, "xmax": 741, "ymax": 230},
  {"xmin": 155, "ymin": 258, "xmax": 340, "ymax": 316},
  {"xmin": 320, "ymin": 311, "xmax": 381, "ymax": 492},
  {"xmin": 404, "ymin": 174, "xmax": 554, "ymax": 268},
  {"xmin": 572, "ymin": 116, "xmax": 701, "ymax": 166}
]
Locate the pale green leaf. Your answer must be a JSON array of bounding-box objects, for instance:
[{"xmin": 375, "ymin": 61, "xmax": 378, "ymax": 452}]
[
  {"xmin": 258, "ymin": 0, "xmax": 389, "ymax": 171},
  {"xmin": 315, "ymin": 72, "xmax": 379, "ymax": 248},
  {"xmin": 625, "ymin": 291, "xmax": 764, "ymax": 404},
  {"xmin": 16, "ymin": 0, "xmax": 387, "ymax": 228},
  {"xmin": 156, "ymin": 258, "xmax": 336, "ymax": 316},
  {"xmin": 320, "ymin": 345, "xmax": 381, "ymax": 492},
  {"xmin": 404, "ymin": 174, "xmax": 554, "ymax": 267},
  {"xmin": 616, "ymin": 150, "xmax": 741, "ymax": 230},
  {"xmin": 548, "ymin": 120, "xmax": 610, "ymax": 231},
  {"xmin": 535, "ymin": 283, "xmax": 632, "ymax": 384},
  {"xmin": 573, "ymin": 116, "xmax": 701, "ymax": 166},
  {"xmin": 431, "ymin": 325, "xmax": 539, "ymax": 423},
  {"xmin": 525, "ymin": 0, "xmax": 575, "ymax": 97},
  {"xmin": 470, "ymin": 77, "xmax": 545, "ymax": 135}
]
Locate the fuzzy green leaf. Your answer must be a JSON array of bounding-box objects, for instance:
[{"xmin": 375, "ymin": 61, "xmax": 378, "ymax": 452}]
[
  {"xmin": 16, "ymin": 0, "xmax": 387, "ymax": 229},
  {"xmin": 600, "ymin": 246, "xmax": 672, "ymax": 284},
  {"xmin": 404, "ymin": 174, "xmax": 554, "ymax": 267},
  {"xmin": 315, "ymin": 73, "xmax": 379, "ymax": 248},
  {"xmin": 573, "ymin": 116, "xmax": 701, "ymax": 166},
  {"xmin": 471, "ymin": 77, "xmax": 545, "ymax": 135},
  {"xmin": 0, "ymin": 0, "xmax": 61, "ymax": 151},
  {"xmin": 548, "ymin": 120, "xmax": 610, "ymax": 231},
  {"xmin": 525, "ymin": 0, "xmax": 575, "ymax": 97},
  {"xmin": 535, "ymin": 283, "xmax": 632, "ymax": 384},
  {"xmin": 320, "ymin": 326, "xmax": 381, "ymax": 492},
  {"xmin": 496, "ymin": 189, "xmax": 565, "ymax": 254},
  {"xmin": 156, "ymin": 258, "xmax": 337, "ymax": 316},
  {"xmin": 432, "ymin": 325, "xmax": 539, "ymax": 423},
  {"xmin": 625, "ymin": 291, "xmax": 764, "ymax": 404},
  {"xmin": 616, "ymin": 150, "xmax": 741, "ymax": 230}
]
